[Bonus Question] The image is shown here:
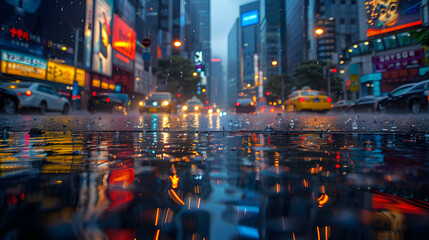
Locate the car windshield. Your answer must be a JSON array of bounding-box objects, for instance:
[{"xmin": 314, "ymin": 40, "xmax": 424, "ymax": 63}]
[
  {"xmin": 187, "ymin": 101, "xmax": 201, "ymax": 105},
  {"xmin": 237, "ymin": 99, "xmax": 252, "ymax": 104},
  {"xmin": 147, "ymin": 93, "xmax": 171, "ymax": 100},
  {"xmin": 391, "ymin": 85, "xmax": 414, "ymax": 96},
  {"xmin": 301, "ymin": 91, "xmax": 319, "ymax": 96}
]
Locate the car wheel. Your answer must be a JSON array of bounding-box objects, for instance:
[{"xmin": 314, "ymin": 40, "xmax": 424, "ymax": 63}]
[
  {"xmin": 39, "ymin": 102, "xmax": 47, "ymax": 114},
  {"xmin": 411, "ymin": 102, "xmax": 422, "ymax": 114},
  {"xmin": 3, "ymin": 97, "xmax": 17, "ymax": 115},
  {"xmin": 61, "ymin": 104, "xmax": 69, "ymax": 115}
]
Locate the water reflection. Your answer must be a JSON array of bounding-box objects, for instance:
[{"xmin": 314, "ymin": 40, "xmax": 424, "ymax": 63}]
[{"xmin": 0, "ymin": 131, "xmax": 428, "ymax": 239}]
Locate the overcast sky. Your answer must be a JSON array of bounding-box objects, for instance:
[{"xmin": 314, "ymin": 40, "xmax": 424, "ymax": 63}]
[{"xmin": 211, "ymin": 0, "xmax": 254, "ymax": 65}]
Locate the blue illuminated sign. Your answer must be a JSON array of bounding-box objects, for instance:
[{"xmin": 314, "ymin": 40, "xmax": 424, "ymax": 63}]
[{"xmin": 241, "ymin": 10, "xmax": 258, "ymax": 27}]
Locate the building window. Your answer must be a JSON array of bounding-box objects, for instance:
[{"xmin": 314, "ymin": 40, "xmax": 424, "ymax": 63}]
[
  {"xmin": 350, "ymin": 18, "xmax": 356, "ymax": 24},
  {"xmin": 351, "ymin": 0, "xmax": 356, "ymax": 4},
  {"xmin": 397, "ymin": 32, "xmax": 413, "ymax": 46},
  {"xmin": 373, "ymin": 39, "xmax": 384, "ymax": 51},
  {"xmin": 383, "ymin": 35, "xmax": 398, "ymax": 49},
  {"xmin": 341, "ymin": 0, "xmax": 345, "ymax": 4},
  {"xmin": 340, "ymin": 18, "xmax": 345, "ymax": 24}
]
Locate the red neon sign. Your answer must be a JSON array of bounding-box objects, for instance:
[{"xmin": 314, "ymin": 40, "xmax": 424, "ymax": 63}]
[
  {"xmin": 10, "ymin": 28, "xmax": 29, "ymax": 41},
  {"xmin": 112, "ymin": 14, "xmax": 136, "ymax": 60}
]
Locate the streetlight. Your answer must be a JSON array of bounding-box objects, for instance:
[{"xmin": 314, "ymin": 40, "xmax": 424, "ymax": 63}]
[
  {"xmin": 173, "ymin": 40, "xmax": 182, "ymax": 47},
  {"xmin": 193, "ymin": 72, "xmax": 198, "ymax": 77},
  {"xmin": 315, "ymin": 28, "xmax": 324, "ymax": 36},
  {"xmin": 271, "ymin": 60, "xmax": 278, "ymax": 66}
]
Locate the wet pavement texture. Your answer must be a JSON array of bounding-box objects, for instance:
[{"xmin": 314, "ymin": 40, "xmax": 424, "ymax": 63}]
[{"xmin": 0, "ymin": 112, "xmax": 429, "ymax": 239}]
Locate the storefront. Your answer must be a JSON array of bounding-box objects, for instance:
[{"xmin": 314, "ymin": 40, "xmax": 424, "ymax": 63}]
[{"xmin": 1, "ymin": 49, "xmax": 86, "ymax": 103}]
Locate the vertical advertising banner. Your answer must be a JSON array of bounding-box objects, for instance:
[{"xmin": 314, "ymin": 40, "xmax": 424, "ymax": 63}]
[
  {"xmin": 112, "ymin": 14, "xmax": 136, "ymax": 60},
  {"xmin": 366, "ymin": 0, "xmax": 422, "ymax": 37},
  {"xmin": 84, "ymin": 0, "xmax": 94, "ymax": 68},
  {"xmin": 92, "ymin": 0, "xmax": 113, "ymax": 76}
]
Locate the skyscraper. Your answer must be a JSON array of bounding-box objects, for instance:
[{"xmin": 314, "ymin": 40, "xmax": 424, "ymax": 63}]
[
  {"xmin": 285, "ymin": 0, "xmax": 307, "ymax": 77},
  {"xmin": 307, "ymin": 0, "xmax": 360, "ymax": 61},
  {"xmin": 184, "ymin": 0, "xmax": 211, "ymax": 101},
  {"xmin": 259, "ymin": 0, "xmax": 286, "ymax": 80},
  {"xmin": 227, "ymin": 18, "xmax": 240, "ymax": 107},
  {"xmin": 240, "ymin": 1, "xmax": 260, "ymax": 97}
]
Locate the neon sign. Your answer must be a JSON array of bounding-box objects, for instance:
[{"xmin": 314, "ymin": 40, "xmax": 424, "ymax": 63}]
[
  {"xmin": 9, "ymin": 28, "xmax": 29, "ymax": 41},
  {"xmin": 241, "ymin": 10, "xmax": 259, "ymax": 27}
]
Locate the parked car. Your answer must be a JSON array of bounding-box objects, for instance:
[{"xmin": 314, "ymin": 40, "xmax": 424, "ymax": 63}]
[
  {"xmin": 331, "ymin": 100, "xmax": 354, "ymax": 112},
  {"xmin": 284, "ymin": 89, "xmax": 332, "ymax": 112},
  {"xmin": 1, "ymin": 82, "xmax": 70, "ymax": 114},
  {"xmin": 88, "ymin": 93, "xmax": 127, "ymax": 113},
  {"xmin": 235, "ymin": 98, "xmax": 256, "ymax": 113},
  {"xmin": 0, "ymin": 87, "xmax": 19, "ymax": 115},
  {"xmin": 139, "ymin": 92, "xmax": 175, "ymax": 113},
  {"xmin": 350, "ymin": 95, "xmax": 379, "ymax": 112},
  {"xmin": 377, "ymin": 81, "xmax": 428, "ymax": 113},
  {"xmin": 182, "ymin": 98, "xmax": 204, "ymax": 113}
]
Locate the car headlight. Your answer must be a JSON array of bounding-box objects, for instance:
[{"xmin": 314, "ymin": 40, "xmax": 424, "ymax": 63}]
[
  {"xmin": 194, "ymin": 106, "xmax": 199, "ymax": 111},
  {"xmin": 182, "ymin": 105, "xmax": 188, "ymax": 111},
  {"xmin": 139, "ymin": 101, "xmax": 143, "ymax": 106},
  {"xmin": 208, "ymin": 109, "xmax": 213, "ymax": 114},
  {"xmin": 152, "ymin": 102, "xmax": 158, "ymax": 106},
  {"xmin": 162, "ymin": 100, "xmax": 169, "ymax": 106}
]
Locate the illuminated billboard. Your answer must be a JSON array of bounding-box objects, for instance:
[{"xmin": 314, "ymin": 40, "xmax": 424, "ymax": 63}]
[
  {"xmin": 1, "ymin": 50, "xmax": 46, "ymax": 79},
  {"xmin": 366, "ymin": 0, "xmax": 422, "ymax": 37},
  {"xmin": 92, "ymin": 0, "xmax": 113, "ymax": 76},
  {"xmin": 47, "ymin": 61, "xmax": 85, "ymax": 87},
  {"xmin": 112, "ymin": 14, "xmax": 136, "ymax": 61},
  {"xmin": 241, "ymin": 10, "xmax": 258, "ymax": 27}
]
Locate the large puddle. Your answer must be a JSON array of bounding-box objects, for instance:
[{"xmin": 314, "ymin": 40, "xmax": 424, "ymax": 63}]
[{"xmin": 0, "ymin": 130, "xmax": 428, "ymax": 239}]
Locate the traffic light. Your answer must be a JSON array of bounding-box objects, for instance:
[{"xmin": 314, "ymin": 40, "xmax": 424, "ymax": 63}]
[
  {"xmin": 331, "ymin": 68, "xmax": 338, "ymax": 73},
  {"xmin": 266, "ymin": 92, "xmax": 271, "ymax": 96},
  {"xmin": 177, "ymin": 93, "xmax": 181, "ymax": 98}
]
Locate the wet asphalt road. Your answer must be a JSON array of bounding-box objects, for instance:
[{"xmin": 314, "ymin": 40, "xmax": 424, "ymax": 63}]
[
  {"xmin": 0, "ymin": 110, "xmax": 429, "ymax": 239},
  {"xmin": 1, "ymin": 110, "xmax": 429, "ymax": 133}
]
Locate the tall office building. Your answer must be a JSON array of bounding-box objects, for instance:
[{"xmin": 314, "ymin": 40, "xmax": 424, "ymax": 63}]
[
  {"xmin": 227, "ymin": 18, "xmax": 240, "ymax": 107},
  {"xmin": 307, "ymin": 0, "xmax": 360, "ymax": 61},
  {"xmin": 210, "ymin": 58, "xmax": 223, "ymax": 105},
  {"xmin": 285, "ymin": 0, "xmax": 308, "ymax": 77},
  {"xmin": 240, "ymin": 1, "xmax": 260, "ymax": 97},
  {"xmin": 183, "ymin": 0, "xmax": 211, "ymax": 101},
  {"xmin": 259, "ymin": 0, "xmax": 286, "ymax": 80}
]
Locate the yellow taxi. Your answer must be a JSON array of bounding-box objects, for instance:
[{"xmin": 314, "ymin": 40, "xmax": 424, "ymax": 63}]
[{"xmin": 284, "ymin": 89, "xmax": 332, "ymax": 112}]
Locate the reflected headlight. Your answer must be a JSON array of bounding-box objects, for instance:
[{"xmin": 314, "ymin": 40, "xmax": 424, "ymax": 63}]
[
  {"xmin": 194, "ymin": 106, "xmax": 199, "ymax": 110},
  {"xmin": 162, "ymin": 100, "xmax": 169, "ymax": 106},
  {"xmin": 182, "ymin": 105, "xmax": 188, "ymax": 111},
  {"xmin": 139, "ymin": 101, "xmax": 143, "ymax": 106}
]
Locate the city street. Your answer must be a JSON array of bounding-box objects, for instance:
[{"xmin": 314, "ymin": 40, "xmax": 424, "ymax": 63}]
[{"xmin": 1, "ymin": 111, "xmax": 429, "ymax": 239}]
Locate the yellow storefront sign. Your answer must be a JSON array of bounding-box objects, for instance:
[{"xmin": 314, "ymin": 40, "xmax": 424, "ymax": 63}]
[
  {"xmin": 1, "ymin": 61, "xmax": 46, "ymax": 80},
  {"xmin": 47, "ymin": 61, "xmax": 85, "ymax": 87},
  {"xmin": 101, "ymin": 82, "xmax": 109, "ymax": 89}
]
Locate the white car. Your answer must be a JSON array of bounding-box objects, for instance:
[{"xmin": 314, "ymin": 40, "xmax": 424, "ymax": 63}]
[{"xmin": 1, "ymin": 82, "xmax": 70, "ymax": 114}]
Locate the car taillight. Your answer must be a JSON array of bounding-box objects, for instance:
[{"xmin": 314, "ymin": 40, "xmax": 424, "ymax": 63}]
[
  {"xmin": 106, "ymin": 98, "xmax": 111, "ymax": 103},
  {"xmin": 250, "ymin": 102, "xmax": 255, "ymax": 106},
  {"xmin": 236, "ymin": 102, "xmax": 240, "ymax": 106},
  {"xmin": 300, "ymin": 97, "xmax": 305, "ymax": 102},
  {"xmin": 327, "ymin": 97, "xmax": 332, "ymax": 103},
  {"xmin": 25, "ymin": 90, "xmax": 31, "ymax": 96},
  {"xmin": 17, "ymin": 92, "xmax": 21, "ymax": 96},
  {"xmin": 72, "ymin": 95, "xmax": 76, "ymax": 100}
]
